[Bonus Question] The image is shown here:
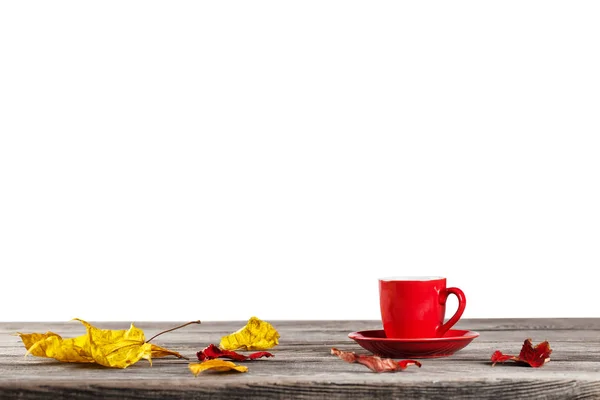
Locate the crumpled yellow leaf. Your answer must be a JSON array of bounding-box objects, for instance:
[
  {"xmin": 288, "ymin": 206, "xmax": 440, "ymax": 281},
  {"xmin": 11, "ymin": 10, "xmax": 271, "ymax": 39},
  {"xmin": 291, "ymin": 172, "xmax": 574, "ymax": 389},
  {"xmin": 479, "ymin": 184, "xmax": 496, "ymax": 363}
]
[
  {"xmin": 19, "ymin": 332, "xmax": 60, "ymax": 350},
  {"xmin": 20, "ymin": 332, "xmax": 90, "ymax": 363},
  {"xmin": 219, "ymin": 316, "xmax": 279, "ymax": 351},
  {"xmin": 150, "ymin": 344, "xmax": 186, "ymax": 359},
  {"xmin": 18, "ymin": 319, "xmax": 184, "ymax": 368},
  {"xmin": 189, "ymin": 359, "xmax": 248, "ymax": 376}
]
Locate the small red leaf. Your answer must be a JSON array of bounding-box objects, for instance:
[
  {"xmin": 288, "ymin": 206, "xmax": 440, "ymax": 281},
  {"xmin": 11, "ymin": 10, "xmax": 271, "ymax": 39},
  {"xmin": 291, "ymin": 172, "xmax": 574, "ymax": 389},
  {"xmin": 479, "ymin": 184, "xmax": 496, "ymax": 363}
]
[
  {"xmin": 331, "ymin": 348, "xmax": 421, "ymax": 373},
  {"xmin": 197, "ymin": 344, "xmax": 274, "ymax": 361},
  {"xmin": 247, "ymin": 351, "xmax": 274, "ymax": 360},
  {"xmin": 491, "ymin": 339, "xmax": 552, "ymax": 367}
]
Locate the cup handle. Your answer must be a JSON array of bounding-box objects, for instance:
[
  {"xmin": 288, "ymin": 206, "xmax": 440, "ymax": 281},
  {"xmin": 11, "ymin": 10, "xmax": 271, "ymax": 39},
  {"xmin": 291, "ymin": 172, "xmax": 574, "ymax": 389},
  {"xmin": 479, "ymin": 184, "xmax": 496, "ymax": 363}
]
[{"xmin": 437, "ymin": 287, "xmax": 466, "ymax": 337}]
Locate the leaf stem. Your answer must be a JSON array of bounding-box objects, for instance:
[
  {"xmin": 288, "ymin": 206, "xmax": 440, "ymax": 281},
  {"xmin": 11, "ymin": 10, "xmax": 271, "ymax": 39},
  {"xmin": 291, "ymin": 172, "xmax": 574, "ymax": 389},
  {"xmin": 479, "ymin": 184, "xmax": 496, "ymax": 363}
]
[{"xmin": 146, "ymin": 320, "xmax": 201, "ymax": 343}]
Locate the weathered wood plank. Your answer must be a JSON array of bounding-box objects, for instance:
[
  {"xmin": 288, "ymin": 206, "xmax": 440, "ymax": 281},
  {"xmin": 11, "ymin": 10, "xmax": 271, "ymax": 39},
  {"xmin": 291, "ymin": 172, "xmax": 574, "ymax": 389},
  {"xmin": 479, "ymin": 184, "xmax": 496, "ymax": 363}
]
[{"xmin": 2, "ymin": 319, "xmax": 600, "ymax": 399}]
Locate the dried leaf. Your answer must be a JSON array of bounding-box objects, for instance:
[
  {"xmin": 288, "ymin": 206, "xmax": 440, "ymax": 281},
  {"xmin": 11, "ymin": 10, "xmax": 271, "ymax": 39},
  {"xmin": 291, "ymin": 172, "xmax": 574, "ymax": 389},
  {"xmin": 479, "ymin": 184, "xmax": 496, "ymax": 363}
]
[
  {"xmin": 18, "ymin": 319, "xmax": 194, "ymax": 368},
  {"xmin": 150, "ymin": 344, "xmax": 186, "ymax": 359},
  {"xmin": 491, "ymin": 339, "xmax": 552, "ymax": 367},
  {"xmin": 189, "ymin": 359, "xmax": 248, "ymax": 376},
  {"xmin": 19, "ymin": 332, "xmax": 61, "ymax": 351},
  {"xmin": 197, "ymin": 344, "xmax": 274, "ymax": 361},
  {"xmin": 75, "ymin": 319, "xmax": 154, "ymax": 368},
  {"xmin": 220, "ymin": 317, "xmax": 280, "ymax": 351},
  {"xmin": 331, "ymin": 348, "xmax": 421, "ymax": 373},
  {"xmin": 21, "ymin": 333, "xmax": 90, "ymax": 363}
]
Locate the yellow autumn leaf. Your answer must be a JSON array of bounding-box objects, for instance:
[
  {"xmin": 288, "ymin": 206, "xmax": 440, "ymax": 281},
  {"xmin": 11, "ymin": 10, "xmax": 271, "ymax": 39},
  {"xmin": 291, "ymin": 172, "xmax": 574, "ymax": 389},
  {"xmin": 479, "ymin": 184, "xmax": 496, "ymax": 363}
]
[
  {"xmin": 75, "ymin": 319, "xmax": 155, "ymax": 368},
  {"xmin": 20, "ymin": 332, "xmax": 90, "ymax": 363},
  {"xmin": 150, "ymin": 343, "xmax": 186, "ymax": 359},
  {"xmin": 219, "ymin": 316, "xmax": 279, "ymax": 351},
  {"xmin": 19, "ymin": 332, "xmax": 60, "ymax": 350},
  {"xmin": 18, "ymin": 319, "xmax": 195, "ymax": 368},
  {"xmin": 189, "ymin": 359, "xmax": 248, "ymax": 376}
]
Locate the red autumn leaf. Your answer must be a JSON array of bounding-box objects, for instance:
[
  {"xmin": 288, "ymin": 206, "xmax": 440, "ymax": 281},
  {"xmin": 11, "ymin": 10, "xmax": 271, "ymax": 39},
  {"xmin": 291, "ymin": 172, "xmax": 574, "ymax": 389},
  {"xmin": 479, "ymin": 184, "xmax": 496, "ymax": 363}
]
[
  {"xmin": 197, "ymin": 344, "xmax": 274, "ymax": 361},
  {"xmin": 331, "ymin": 348, "xmax": 421, "ymax": 373},
  {"xmin": 491, "ymin": 339, "xmax": 552, "ymax": 367}
]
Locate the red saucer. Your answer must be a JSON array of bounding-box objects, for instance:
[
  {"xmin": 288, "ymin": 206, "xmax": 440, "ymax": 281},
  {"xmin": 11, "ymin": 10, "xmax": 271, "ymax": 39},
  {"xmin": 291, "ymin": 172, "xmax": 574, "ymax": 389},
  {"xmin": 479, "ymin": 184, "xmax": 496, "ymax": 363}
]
[{"xmin": 348, "ymin": 329, "xmax": 479, "ymax": 359}]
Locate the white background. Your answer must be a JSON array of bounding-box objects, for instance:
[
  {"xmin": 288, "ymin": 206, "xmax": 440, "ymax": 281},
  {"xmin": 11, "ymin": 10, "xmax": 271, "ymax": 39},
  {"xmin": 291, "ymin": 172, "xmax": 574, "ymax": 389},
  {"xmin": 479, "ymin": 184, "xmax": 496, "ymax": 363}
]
[{"xmin": 1, "ymin": 1, "xmax": 599, "ymax": 322}]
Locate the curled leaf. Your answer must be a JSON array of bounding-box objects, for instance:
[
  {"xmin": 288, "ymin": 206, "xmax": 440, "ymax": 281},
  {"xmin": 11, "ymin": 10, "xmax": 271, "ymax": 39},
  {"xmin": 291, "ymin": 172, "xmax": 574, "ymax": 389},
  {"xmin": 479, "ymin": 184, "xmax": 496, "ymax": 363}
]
[
  {"xmin": 76, "ymin": 319, "xmax": 154, "ymax": 368},
  {"xmin": 220, "ymin": 317, "xmax": 280, "ymax": 351},
  {"xmin": 18, "ymin": 319, "xmax": 196, "ymax": 368},
  {"xmin": 197, "ymin": 344, "xmax": 274, "ymax": 361},
  {"xmin": 21, "ymin": 332, "xmax": 90, "ymax": 363},
  {"xmin": 189, "ymin": 359, "xmax": 248, "ymax": 376},
  {"xmin": 331, "ymin": 348, "xmax": 421, "ymax": 373},
  {"xmin": 491, "ymin": 339, "xmax": 552, "ymax": 367},
  {"xmin": 150, "ymin": 344, "xmax": 185, "ymax": 359},
  {"xmin": 19, "ymin": 332, "xmax": 61, "ymax": 351}
]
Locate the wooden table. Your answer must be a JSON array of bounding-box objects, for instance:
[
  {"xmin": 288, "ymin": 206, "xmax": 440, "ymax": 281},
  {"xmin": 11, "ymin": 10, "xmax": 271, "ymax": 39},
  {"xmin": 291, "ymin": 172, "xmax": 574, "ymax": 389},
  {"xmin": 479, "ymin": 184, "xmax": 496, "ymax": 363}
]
[{"xmin": 1, "ymin": 319, "xmax": 599, "ymax": 399}]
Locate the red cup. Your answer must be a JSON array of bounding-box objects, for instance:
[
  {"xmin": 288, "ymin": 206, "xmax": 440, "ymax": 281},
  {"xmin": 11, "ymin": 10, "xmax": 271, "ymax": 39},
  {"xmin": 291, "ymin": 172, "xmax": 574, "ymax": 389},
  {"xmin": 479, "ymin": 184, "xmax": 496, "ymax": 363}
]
[{"xmin": 379, "ymin": 276, "xmax": 466, "ymax": 339}]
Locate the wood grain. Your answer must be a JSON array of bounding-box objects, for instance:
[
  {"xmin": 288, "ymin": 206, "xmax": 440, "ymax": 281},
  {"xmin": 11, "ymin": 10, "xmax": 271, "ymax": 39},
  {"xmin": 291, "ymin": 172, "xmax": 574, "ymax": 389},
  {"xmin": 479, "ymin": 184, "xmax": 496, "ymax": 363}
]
[{"xmin": 2, "ymin": 319, "xmax": 600, "ymax": 399}]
